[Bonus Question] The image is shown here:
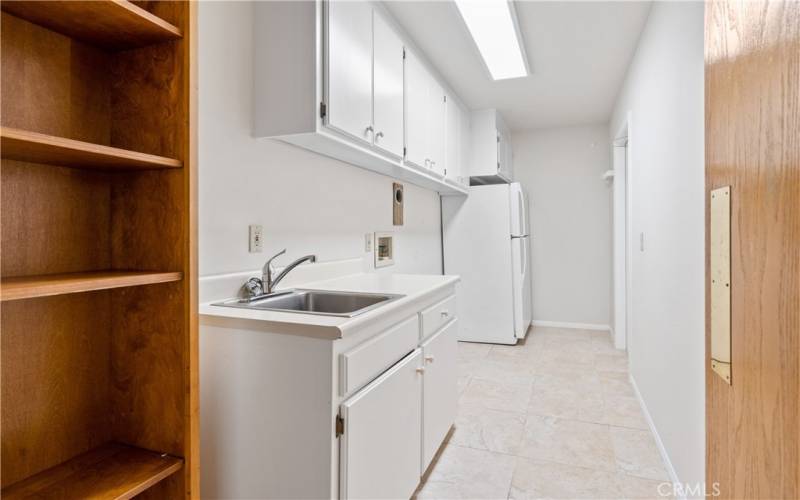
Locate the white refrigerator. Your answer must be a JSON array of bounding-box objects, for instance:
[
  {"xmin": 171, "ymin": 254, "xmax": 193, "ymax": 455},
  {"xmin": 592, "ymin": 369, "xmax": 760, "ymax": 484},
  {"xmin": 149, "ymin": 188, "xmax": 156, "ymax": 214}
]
[{"xmin": 442, "ymin": 183, "xmax": 533, "ymax": 345}]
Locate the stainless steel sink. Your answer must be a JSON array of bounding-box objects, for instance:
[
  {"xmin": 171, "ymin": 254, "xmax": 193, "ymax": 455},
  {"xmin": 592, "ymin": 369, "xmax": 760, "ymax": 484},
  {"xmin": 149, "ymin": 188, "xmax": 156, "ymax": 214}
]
[{"xmin": 213, "ymin": 289, "xmax": 404, "ymax": 317}]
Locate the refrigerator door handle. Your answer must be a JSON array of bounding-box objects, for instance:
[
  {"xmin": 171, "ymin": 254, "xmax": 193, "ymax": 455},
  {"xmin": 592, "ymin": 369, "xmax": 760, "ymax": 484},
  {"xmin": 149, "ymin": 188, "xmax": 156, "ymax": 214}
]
[{"xmin": 510, "ymin": 234, "xmax": 529, "ymax": 239}]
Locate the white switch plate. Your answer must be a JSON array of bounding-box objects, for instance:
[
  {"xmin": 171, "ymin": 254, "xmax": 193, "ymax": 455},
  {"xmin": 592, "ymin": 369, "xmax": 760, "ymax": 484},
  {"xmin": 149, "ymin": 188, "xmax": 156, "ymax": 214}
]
[
  {"xmin": 250, "ymin": 225, "xmax": 264, "ymax": 253},
  {"xmin": 364, "ymin": 233, "xmax": 373, "ymax": 252}
]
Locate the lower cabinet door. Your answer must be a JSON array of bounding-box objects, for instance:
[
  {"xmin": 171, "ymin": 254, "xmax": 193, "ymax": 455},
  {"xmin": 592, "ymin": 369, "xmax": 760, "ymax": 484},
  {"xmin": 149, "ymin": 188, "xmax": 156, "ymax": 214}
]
[
  {"xmin": 340, "ymin": 349, "xmax": 422, "ymax": 499},
  {"xmin": 421, "ymin": 319, "xmax": 458, "ymax": 471}
]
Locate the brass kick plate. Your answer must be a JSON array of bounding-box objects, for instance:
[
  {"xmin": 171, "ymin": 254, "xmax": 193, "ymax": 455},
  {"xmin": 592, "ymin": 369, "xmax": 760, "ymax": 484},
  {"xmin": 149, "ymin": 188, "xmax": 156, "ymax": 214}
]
[{"xmin": 710, "ymin": 186, "xmax": 731, "ymax": 384}]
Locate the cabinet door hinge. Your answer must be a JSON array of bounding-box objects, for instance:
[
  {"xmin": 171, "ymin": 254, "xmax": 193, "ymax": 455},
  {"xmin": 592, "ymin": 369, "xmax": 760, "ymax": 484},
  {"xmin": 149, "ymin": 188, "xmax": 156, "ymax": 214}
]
[
  {"xmin": 443, "ymin": 95, "xmax": 447, "ymax": 103},
  {"xmin": 320, "ymin": 102, "xmax": 327, "ymax": 119},
  {"xmin": 402, "ymin": 47, "xmax": 406, "ymax": 59},
  {"xmin": 403, "ymin": 146, "xmax": 407, "ymax": 158},
  {"xmin": 335, "ymin": 414, "xmax": 344, "ymax": 438}
]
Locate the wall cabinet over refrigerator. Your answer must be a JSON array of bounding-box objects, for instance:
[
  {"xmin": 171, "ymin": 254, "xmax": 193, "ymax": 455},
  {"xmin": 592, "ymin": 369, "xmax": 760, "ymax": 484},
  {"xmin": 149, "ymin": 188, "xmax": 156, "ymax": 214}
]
[
  {"xmin": 469, "ymin": 109, "xmax": 514, "ymax": 184},
  {"xmin": 253, "ymin": 0, "xmax": 468, "ymax": 195},
  {"xmin": 444, "ymin": 93, "xmax": 471, "ymax": 189}
]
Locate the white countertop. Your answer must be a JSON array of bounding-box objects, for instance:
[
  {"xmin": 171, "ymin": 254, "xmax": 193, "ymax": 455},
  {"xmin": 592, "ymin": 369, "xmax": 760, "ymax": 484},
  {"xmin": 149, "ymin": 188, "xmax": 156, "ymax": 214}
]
[{"xmin": 199, "ymin": 272, "xmax": 460, "ymax": 339}]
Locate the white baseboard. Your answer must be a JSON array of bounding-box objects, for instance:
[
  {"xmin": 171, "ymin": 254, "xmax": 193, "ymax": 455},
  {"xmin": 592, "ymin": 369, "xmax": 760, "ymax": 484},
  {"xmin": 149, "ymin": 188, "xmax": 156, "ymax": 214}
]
[
  {"xmin": 629, "ymin": 374, "xmax": 684, "ymax": 499},
  {"xmin": 531, "ymin": 320, "xmax": 611, "ymax": 332}
]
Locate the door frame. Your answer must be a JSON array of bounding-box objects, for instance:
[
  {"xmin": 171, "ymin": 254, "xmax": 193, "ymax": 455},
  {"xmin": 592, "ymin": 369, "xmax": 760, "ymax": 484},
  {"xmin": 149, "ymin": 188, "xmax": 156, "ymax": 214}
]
[{"xmin": 612, "ymin": 113, "xmax": 632, "ymax": 351}]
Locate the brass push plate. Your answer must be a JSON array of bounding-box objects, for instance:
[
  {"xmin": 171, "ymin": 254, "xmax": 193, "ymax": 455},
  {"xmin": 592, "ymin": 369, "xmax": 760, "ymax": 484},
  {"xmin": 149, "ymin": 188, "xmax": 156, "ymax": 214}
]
[{"xmin": 710, "ymin": 186, "xmax": 731, "ymax": 384}]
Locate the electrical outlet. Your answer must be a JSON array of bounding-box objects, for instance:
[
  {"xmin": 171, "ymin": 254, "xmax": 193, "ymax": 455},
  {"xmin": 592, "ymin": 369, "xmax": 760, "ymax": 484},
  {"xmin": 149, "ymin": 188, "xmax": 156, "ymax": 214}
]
[
  {"xmin": 249, "ymin": 225, "xmax": 264, "ymax": 253},
  {"xmin": 364, "ymin": 233, "xmax": 373, "ymax": 252}
]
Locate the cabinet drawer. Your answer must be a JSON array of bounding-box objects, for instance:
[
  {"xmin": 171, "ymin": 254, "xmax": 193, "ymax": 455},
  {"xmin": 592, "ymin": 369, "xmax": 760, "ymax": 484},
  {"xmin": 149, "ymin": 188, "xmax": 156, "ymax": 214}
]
[
  {"xmin": 340, "ymin": 315, "xmax": 419, "ymax": 396},
  {"xmin": 420, "ymin": 295, "xmax": 456, "ymax": 341}
]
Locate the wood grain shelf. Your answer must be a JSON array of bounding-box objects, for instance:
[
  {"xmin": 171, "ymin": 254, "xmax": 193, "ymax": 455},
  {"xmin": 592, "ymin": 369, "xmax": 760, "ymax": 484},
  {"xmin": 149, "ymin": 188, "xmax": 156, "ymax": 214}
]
[
  {"xmin": 0, "ymin": 127, "xmax": 182, "ymax": 171},
  {"xmin": 0, "ymin": 0, "xmax": 182, "ymax": 50},
  {"xmin": 1, "ymin": 443, "xmax": 183, "ymax": 500},
  {"xmin": 1, "ymin": 271, "xmax": 183, "ymax": 302}
]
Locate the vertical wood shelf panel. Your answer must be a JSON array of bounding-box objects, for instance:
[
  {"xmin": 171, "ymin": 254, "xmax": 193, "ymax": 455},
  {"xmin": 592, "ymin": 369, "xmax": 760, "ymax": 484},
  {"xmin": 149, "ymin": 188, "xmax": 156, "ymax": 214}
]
[{"xmin": 0, "ymin": 0, "xmax": 182, "ymax": 50}]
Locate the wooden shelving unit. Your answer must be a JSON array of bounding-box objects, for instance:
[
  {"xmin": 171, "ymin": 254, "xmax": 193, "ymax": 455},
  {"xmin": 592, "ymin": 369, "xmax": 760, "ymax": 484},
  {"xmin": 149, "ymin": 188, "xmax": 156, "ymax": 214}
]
[
  {"xmin": 2, "ymin": 443, "xmax": 183, "ymax": 500},
  {"xmin": 1, "ymin": 271, "xmax": 183, "ymax": 301},
  {"xmin": 1, "ymin": 1, "xmax": 197, "ymax": 498},
  {"xmin": 0, "ymin": 0, "xmax": 182, "ymax": 50},
  {"xmin": 1, "ymin": 127, "xmax": 182, "ymax": 170}
]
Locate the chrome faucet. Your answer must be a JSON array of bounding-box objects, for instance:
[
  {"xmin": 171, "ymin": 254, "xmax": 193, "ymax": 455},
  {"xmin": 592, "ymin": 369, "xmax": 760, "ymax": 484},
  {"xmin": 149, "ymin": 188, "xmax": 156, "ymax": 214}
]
[{"xmin": 243, "ymin": 249, "xmax": 317, "ymax": 298}]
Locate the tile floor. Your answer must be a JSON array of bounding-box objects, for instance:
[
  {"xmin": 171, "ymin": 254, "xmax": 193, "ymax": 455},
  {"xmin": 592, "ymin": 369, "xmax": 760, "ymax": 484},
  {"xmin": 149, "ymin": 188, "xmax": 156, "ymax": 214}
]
[{"xmin": 415, "ymin": 326, "xmax": 672, "ymax": 499}]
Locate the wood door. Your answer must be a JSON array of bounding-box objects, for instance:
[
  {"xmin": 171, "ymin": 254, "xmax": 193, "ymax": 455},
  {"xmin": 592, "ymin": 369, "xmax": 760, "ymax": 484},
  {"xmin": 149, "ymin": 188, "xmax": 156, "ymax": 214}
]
[
  {"xmin": 421, "ymin": 319, "xmax": 458, "ymax": 472},
  {"xmin": 705, "ymin": 2, "xmax": 800, "ymax": 498},
  {"xmin": 404, "ymin": 48, "xmax": 429, "ymax": 170},
  {"xmin": 340, "ymin": 349, "xmax": 422, "ymax": 500},
  {"xmin": 372, "ymin": 10, "xmax": 404, "ymax": 158},
  {"xmin": 326, "ymin": 0, "xmax": 373, "ymax": 143}
]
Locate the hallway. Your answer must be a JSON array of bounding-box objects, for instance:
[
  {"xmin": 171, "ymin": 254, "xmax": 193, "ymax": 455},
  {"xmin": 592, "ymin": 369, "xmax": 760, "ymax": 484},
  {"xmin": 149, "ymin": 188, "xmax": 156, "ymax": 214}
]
[{"xmin": 416, "ymin": 327, "xmax": 671, "ymax": 499}]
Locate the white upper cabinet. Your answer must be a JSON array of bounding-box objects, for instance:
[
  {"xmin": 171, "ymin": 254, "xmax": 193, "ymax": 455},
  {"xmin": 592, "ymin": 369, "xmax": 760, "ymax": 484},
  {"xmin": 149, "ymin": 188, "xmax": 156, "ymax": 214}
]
[
  {"xmin": 326, "ymin": 0, "xmax": 373, "ymax": 144},
  {"xmin": 252, "ymin": 1, "xmax": 468, "ymax": 195},
  {"xmin": 469, "ymin": 109, "xmax": 514, "ymax": 181},
  {"xmin": 404, "ymin": 48, "xmax": 429, "ymax": 170},
  {"xmin": 404, "ymin": 48, "xmax": 446, "ymax": 177},
  {"xmin": 445, "ymin": 94, "xmax": 471, "ymax": 187},
  {"xmin": 427, "ymin": 75, "xmax": 446, "ymax": 177},
  {"xmin": 372, "ymin": 11, "xmax": 404, "ymax": 158}
]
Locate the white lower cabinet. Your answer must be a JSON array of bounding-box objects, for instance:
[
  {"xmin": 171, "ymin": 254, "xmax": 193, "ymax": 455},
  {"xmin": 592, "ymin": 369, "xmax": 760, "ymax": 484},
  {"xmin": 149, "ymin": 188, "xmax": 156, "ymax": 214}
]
[
  {"xmin": 340, "ymin": 349, "xmax": 422, "ymax": 499},
  {"xmin": 421, "ymin": 319, "xmax": 458, "ymax": 471}
]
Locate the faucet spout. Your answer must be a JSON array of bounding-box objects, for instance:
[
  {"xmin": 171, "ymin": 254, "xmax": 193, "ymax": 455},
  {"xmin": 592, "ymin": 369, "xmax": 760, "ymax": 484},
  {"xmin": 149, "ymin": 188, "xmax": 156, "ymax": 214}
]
[{"xmin": 264, "ymin": 253, "xmax": 317, "ymax": 294}]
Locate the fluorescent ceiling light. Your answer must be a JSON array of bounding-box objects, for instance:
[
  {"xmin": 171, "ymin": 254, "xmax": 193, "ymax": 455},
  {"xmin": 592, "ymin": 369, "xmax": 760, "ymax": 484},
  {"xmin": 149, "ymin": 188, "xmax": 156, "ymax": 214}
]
[{"xmin": 454, "ymin": 0, "xmax": 528, "ymax": 80}]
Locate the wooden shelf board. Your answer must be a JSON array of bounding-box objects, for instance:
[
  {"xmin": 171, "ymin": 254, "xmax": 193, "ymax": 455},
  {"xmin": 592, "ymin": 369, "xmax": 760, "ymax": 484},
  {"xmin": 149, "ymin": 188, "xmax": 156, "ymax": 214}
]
[
  {"xmin": 2, "ymin": 442, "xmax": 183, "ymax": 500},
  {"xmin": 1, "ymin": 270, "xmax": 183, "ymax": 302},
  {"xmin": 0, "ymin": 127, "xmax": 182, "ymax": 171},
  {"xmin": 0, "ymin": 0, "xmax": 182, "ymax": 50}
]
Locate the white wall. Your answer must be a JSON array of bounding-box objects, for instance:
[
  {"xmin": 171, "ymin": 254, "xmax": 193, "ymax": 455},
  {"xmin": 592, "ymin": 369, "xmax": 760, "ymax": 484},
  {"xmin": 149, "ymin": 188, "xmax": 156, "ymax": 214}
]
[
  {"xmin": 199, "ymin": 1, "xmax": 442, "ymax": 278},
  {"xmin": 609, "ymin": 1, "xmax": 705, "ymax": 489},
  {"xmin": 512, "ymin": 124, "xmax": 612, "ymax": 328}
]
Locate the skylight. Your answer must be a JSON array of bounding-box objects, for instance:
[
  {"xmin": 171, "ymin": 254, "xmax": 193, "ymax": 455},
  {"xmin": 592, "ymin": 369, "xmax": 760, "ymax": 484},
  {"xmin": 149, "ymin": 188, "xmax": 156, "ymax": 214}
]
[{"xmin": 454, "ymin": 0, "xmax": 529, "ymax": 80}]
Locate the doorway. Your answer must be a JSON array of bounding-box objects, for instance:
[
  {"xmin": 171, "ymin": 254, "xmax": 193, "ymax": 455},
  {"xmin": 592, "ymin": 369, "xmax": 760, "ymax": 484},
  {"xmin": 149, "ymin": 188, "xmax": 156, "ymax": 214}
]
[{"xmin": 612, "ymin": 115, "xmax": 631, "ymax": 352}]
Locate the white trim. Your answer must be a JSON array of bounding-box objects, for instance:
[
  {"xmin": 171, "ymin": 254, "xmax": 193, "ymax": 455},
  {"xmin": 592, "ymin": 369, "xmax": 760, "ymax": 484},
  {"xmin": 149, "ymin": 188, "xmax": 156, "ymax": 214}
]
[
  {"xmin": 629, "ymin": 374, "xmax": 685, "ymax": 500},
  {"xmin": 531, "ymin": 320, "xmax": 611, "ymax": 332}
]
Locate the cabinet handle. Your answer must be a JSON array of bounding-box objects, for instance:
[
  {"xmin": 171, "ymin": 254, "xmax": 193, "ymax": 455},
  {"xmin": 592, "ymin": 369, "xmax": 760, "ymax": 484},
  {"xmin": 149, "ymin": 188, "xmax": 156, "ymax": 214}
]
[
  {"xmin": 424, "ymin": 158, "xmax": 430, "ymax": 167},
  {"xmin": 416, "ymin": 367, "xmax": 425, "ymax": 374},
  {"xmin": 375, "ymin": 131, "xmax": 384, "ymax": 140},
  {"xmin": 441, "ymin": 310, "xmax": 449, "ymax": 318},
  {"xmin": 425, "ymin": 356, "xmax": 435, "ymax": 363},
  {"xmin": 365, "ymin": 125, "xmax": 373, "ymax": 136}
]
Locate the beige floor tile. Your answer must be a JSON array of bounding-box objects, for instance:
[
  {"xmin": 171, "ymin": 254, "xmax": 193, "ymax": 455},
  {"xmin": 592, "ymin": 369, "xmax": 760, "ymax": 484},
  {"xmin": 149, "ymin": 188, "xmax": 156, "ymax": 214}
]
[
  {"xmin": 595, "ymin": 353, "xmax": 628, "ymax": 373},
  {"xmin": 458, "ymin": 341, "xmax": 492, "ymax": 362},
  {"xmin": 416, "ymin": 444, "xmax": 516, "ymax": 500},
  {"xmin": 599, "ymin": 371, "xmax": 637, "ymax": 399},
  {"xmin": 615, "ymin": 473, "xmax": 673, "ymax": 499},
  {"xmin": 529, "ymin": 374, "xmax": 606, "ymax": 424},
  {"xmin": 452, "ymin": 404, "xmax": 527, "ymax": 455},
  {"xmin": 467, "ymin": 357, "xmax": 537, "ymax": 384},
  {"xmin": 604, "ymin": 396, "xmax": 649, "ymax": 430},
  {"xmin": 457, "ymin": 374, "xmax": 471, "ymax": 398},
  {"xmin": 461, "ymin": 377, "xmax": 534, "ymax": 413},
  {"xmin": 610, "ymin": 427, "xmax": 669, "ymax": 481},
  {"xmin": 509, "ymin": 457, "xmax": 623, "ymax": 499},
  {"xmin": 519, "ymin": 416, "xmax": 617, "ymax": 471}
]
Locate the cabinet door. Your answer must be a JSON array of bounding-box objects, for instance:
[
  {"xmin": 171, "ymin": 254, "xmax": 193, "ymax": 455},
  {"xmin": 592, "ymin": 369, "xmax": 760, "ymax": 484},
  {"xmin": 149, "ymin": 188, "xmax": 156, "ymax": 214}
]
[
  {"xmin": 444, "ymin": 94, "xmax": 460, "ymax": 182},
  {"xmin": 340, "ymin": 349, "xmax": 422, "ymax": 499},
  {"xmin": 404, "ymin": 48, "xmax": 429, "ymax": 169},
  {"xmin": 458, "ymin": 106, "xmax": 472, "ymax": 186},
  {"xmin": 428, "ymin": 76, "xmax": 446, "ymax": 176},
  {"xmin": 421, "ymin": 319, "xmax": 458, "ymax": 471},
  {"xmin": 372, "ymin": 11, "xmax": 404, "ymax": 158},
  {"xmin": 327, "ymin": 0, "xmax": 373, "ymax": 143}
]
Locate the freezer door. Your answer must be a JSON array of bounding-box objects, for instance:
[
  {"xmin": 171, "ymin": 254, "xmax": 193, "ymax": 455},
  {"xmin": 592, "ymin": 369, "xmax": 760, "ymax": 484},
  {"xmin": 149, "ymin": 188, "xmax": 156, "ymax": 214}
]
[{"xmin": 509, "ymin": 182, "xmax": 528, "ymax": 237}]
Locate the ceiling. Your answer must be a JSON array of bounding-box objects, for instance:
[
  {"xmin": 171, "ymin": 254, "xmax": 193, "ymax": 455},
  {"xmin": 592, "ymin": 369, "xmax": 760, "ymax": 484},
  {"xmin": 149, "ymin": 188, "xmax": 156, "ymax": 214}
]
[{"xmin": 383, "ymin": 1, "xmax": 652, "ymax": 131}]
